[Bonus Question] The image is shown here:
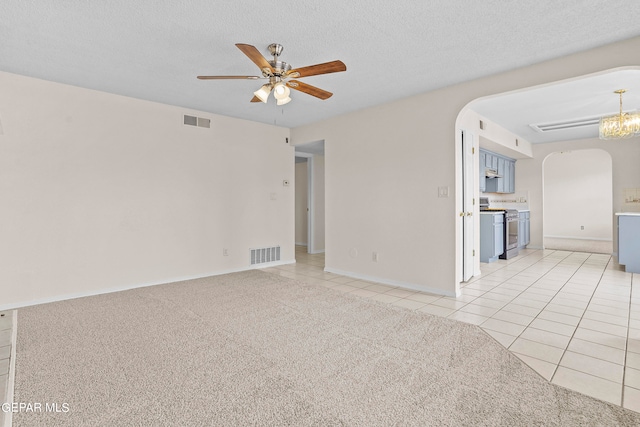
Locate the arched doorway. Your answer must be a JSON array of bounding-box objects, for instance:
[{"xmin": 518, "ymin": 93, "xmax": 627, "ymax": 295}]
[{"xmin": 456, "ymin": 67, "xmax": 640, "ymax": 282}]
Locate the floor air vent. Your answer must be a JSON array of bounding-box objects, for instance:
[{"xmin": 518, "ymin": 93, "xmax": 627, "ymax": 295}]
[{"xmin": 250, "ymin": 246, "xmax": 280, "ymax": 265}]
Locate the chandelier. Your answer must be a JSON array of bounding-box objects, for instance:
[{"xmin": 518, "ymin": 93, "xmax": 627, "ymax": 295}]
[{"xmin": 599, "ymin": 89, "xmax": 640, "ymax": 139}]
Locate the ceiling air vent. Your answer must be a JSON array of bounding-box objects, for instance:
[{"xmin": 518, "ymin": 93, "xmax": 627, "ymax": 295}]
[
  {"xmin": 183, "ymin": 114, "xmax": 211, "ymax": 128},
  {"xmin": 530, "ymin": 116, "xmax": 600, "ymax": 133}
]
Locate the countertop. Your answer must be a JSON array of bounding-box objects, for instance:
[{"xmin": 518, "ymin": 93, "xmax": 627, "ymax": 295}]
[{"xmin": 616, "ymin": 212, "xmax": 640, "ymax": 216}]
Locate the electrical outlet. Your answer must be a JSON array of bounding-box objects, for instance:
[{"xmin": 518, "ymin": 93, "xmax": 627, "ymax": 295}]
[
  {"xmin": 580, "ymin": 226, "xmax": 584, "ymax": 230},
  {"xmin": 223, "ymin": 248, "xmax": 229, "ymax": 256},
  {"xmin": 372, "ymin": 251, "xmax": 378, "ymax": 262},
  {"xmin": 438, "ymin": 186, "xmax": 449, "ymax": 198}
]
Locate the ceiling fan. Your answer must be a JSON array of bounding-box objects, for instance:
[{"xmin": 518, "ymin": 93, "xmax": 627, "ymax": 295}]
[{"xmin": 197, "ymin": 43, "xmax": 347, "ymax": 105}]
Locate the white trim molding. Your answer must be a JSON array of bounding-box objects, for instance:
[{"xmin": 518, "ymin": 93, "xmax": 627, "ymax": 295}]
[
  {"xmin": 0, "ymin": 260, "xmax": 296, "ymax": 312},
  {"xmin": 324, "ymin": 267, "xmax": 457, "ymax": 298}
]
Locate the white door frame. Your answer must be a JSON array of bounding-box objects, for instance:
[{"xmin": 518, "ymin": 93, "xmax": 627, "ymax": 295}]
[
  {"xmin": 460, "ymin": 130, "xmax": 475, "ymax": 282},
  {"xmin": 295, "ymin": 152, "xmax": 315, "ymax": 254}
]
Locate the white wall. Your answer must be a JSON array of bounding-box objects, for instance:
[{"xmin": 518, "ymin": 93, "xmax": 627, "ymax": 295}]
[
  {"xmin": 543, "ymin": 149, "xmax": 612, "ymax": 240},
  {"xmin": 295, "ymin": 161, "xmax": 308, "ymax": 245},
  {"xmin": 474, "ymin": 112, "xmax": 533, "ymax": 159},
  {"xmin": 0, "ymin": 71, "xmax": 294, "ymax": 309},
  {"xmin": 292, "ymin": 36, "xmax": 640, "ymax": 296},
  {"xmin": 293, "ymin": 94, "xmax": 460, "ymax": 295}
]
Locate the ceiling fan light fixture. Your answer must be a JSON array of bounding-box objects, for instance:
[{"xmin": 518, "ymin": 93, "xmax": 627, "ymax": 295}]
[
  {"xmin": 253, "ymin": 84, "xmax": 272, "ymax": 103},
  {"xmin": 273, "ymin": 82, "xmax": 290, "ymax": 100},
  {"xmin": 276, "ymin": 96, "xmax": 292, "ymax": 106},
  {"xmin": 197, "ymin": 43, "xmax": 346, "ymax": 105},
  {"xmin": 599, "ymin": 89, "xmax": 640, "ymax": 140}
]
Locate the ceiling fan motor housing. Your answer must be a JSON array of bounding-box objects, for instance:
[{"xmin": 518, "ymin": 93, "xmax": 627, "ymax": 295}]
[
  {"xmin": 263, "ymin": 61, "xmax": 292, "ymax": 78},
  {"xmin": 268, "ymin": 43, "xmax": 284, "ymax": 58}
]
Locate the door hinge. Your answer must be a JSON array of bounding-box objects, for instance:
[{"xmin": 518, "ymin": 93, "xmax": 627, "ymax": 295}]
[
  {"xmin": 472, "ymin": 250, "xmax": 476, "ymax": 256},
  {"xmin": 472, "ymin": 147, "xmax": 475, "ymax": 154},
  {"xmin": 473, "ymin": 198, "xmax": 475, "ymax": 205}
]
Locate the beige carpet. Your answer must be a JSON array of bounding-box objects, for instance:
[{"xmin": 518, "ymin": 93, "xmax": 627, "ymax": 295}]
[{"xmin": 13, "ymin": 270, "xmax": 640, "ymax": 426}]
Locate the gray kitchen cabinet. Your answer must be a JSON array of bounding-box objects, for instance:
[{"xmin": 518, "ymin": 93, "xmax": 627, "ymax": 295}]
[
  {"xmin": 508, "ymin": 161, "xmax": 515, "ymax": 193},
  {"xmin": 480, "ymin": 213, "xmax": 504, "ymax": 263},
  {"xmin": 497, "ymin": 157, "xmax": 506, "ymax": 193},
  {"xmin": 479, "ymin": 151, "xmax": 486, "ymax": 192},
  {"xmin": 485, "ymin": 152, "xmax": 493, "ymax": 168},
  {"xmin": 617, "ymin": 214, "xmax": 640, "ymax": 273},
  {"xmin": 518, "ymin": 211, "xmax": 530, "ymax": 248},
  {"xmin": 481, "ymin": 148, "xmax": 516, "ymax": 194}
]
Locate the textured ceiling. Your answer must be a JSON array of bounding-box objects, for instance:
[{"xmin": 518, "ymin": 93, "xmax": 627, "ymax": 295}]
[{"xmin": 2, "ymin": 1, "xmax": 640, "ymax": 129}]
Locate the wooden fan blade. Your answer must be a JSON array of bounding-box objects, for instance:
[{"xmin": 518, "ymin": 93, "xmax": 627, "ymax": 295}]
[
  {"xmin": 286, "ymin": 80, "xmax": 333, "ymax": 100},
  {"xmin": 236, "ymin": 43, "xmax": 274, "ymax": 73},
  {"xmin": 287, "ymin": 60, "xmax": 346, "ymax": 78},
  {"xmin": 197, "ymin": 75, "xmax": 260, "ymax": 80},
  {"xmin": 250, "ymin": 96, "xmax": 261, "ymax": 103}
]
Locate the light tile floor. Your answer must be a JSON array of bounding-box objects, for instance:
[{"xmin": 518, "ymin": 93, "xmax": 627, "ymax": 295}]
[{"xmin": 263, "ymin": 246, "xmax": 639, "ymax": 413}]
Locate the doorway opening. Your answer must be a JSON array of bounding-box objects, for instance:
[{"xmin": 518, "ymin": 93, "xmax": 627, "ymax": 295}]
[
  {"xmin": 294, "ymin": 140, "xmax": 325, "ymax": 258},
  {"xmin": 295, "ymin": 156, "xmax": 309, "ymax": 247}
]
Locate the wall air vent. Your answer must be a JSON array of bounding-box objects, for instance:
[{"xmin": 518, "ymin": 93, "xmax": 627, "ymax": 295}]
[
  {"xmin": 530, "ymin": 116, "xmax": 600, "ymax": 133},
  {"xmin": 183, "ymin": 114, "xmax": 211, "ymax": 129},
  {"xmin": 250, "ymin": 246, "xmax": 280, "ymax": 265}
]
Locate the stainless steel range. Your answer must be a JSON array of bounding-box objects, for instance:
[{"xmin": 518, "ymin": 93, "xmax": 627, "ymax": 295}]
[
  {"xmin": 500, "ymin": 209, "xmax": 520, "ymax": 259},
  {"xmin": 479, "ymin": 197, "xmax": 519, "ymax": 260}
]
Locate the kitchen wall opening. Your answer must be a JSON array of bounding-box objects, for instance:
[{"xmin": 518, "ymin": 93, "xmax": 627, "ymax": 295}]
[{"xmin": 542, "ymin": 148, "xmax": 613, "ymax": 253}]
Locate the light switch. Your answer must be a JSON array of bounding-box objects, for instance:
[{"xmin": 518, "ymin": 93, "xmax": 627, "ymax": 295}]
[{"xmin": 270, "ymin": 193, "xmax": 277, "ymax": 200}]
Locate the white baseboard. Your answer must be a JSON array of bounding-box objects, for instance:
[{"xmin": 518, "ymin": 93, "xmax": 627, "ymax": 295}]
[
  {"xmin": 308, "ymin": 249, "xmax": 325, "ymax": 255},
  {"xmin": 295, "ymin": 242, "xmax": 308, "ymax": 247},
  {"xmin": 324, "ymin": 267, "xmax": 456, "ymax": 298},
  {"xmin": 544, "ymin": 235, "xmax": 612, "ymax": 242},
  {"xmin": 0, "ymin": 260, "xmax": 296, "ymax": 312},
  {"xmin": 3, "ymin": 310, "xmax": 17, "ymax": 427}
]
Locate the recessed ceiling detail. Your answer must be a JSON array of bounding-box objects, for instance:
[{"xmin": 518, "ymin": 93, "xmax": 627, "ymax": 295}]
[{"xmin": 530, "ymin": 116, "xmax": 600, "ymax": 132}]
